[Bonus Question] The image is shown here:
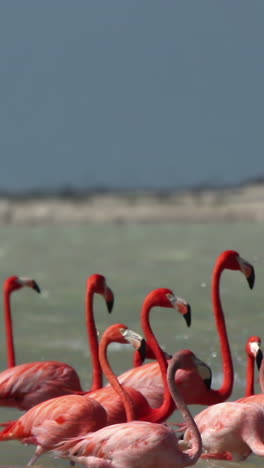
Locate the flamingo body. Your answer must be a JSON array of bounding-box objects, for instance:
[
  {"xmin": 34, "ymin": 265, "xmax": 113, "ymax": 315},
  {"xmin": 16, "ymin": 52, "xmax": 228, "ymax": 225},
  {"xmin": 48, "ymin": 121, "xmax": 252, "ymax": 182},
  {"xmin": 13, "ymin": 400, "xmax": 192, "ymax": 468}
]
[
  {"xmin": 53, "ymin": 349, "xmax": 202, "ymax": 468},
  {"xmin": 183, "ymin": 401, "xmax": 264, "ymax": 461},
  {"xmin": 0, "ymin": 361, "xmax": 82, "ymax": 410},
  {"xmin": 57, "ymin": 421, "xmax": 190, "ymax": 468},
  {"xmin": 0, "ymin": 394, "xmax": 107, "ymax": 462},
  {"xmin": 118, "ymin": 360, "xmax": 210, "ymax": 408},
  {"xmin": 88, "ymin": 386, "xmax": 150, "ymax": 425}
]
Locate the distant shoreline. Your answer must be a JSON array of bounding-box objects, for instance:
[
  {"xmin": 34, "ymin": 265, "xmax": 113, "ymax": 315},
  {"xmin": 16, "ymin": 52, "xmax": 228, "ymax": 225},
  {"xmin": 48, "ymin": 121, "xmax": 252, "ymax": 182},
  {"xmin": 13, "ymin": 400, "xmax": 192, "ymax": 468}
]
[{"xmin": 0, "ymin": 183, "xmax": 263, "ymax": 225}]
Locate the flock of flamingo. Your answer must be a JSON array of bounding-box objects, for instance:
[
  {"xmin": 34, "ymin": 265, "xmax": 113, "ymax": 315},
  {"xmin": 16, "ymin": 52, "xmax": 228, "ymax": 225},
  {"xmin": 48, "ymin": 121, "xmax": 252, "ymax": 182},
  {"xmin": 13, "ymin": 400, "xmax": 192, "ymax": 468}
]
[{"xmin": 0, "ymin": 249, "xmax": 263, "ymax": 467}]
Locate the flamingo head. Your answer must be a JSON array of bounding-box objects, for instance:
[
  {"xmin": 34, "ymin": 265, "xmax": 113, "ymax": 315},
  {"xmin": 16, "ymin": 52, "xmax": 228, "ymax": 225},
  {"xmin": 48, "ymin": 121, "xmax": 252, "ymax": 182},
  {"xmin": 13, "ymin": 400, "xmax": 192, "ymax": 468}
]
[
  {"xmin": 87, "ymin": 273, "xmax": 114, "ymax": 312},
  {"xmin": 102, "ymin": 323, "xmax": 146, "ymax": 361},
  {"xmin": 3, "ymin": 275, "xmax": 41, "ymax": 294},
  {"xmin": 217, "ymin": 250, "xmax": 255, "ymax": 289},
  {"xmin": 168, "ymin": 349, "xmax": 212, "ymax": 388},
  {"xmin": 246, "ymin": 336, "xmax": 263, "ymax": 370},
  {"xmin": 144, "ymin": 288, "xmax": 191, "ymax": 327}
]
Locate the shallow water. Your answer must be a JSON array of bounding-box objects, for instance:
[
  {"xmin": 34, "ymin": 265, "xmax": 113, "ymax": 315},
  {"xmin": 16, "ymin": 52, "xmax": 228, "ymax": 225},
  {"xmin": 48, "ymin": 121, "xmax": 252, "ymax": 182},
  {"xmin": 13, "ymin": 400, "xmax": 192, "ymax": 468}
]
[{"xmin": 0, "ymin": 222, "xmax": 263, "ymax": 467}]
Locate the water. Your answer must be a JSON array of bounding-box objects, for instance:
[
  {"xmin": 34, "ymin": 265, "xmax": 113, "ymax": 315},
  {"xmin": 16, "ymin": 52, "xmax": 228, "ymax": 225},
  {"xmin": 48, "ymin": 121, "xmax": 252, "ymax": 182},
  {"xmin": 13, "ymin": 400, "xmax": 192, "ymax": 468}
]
[{"xmin": 0, "ymin": 222, "xmax": 263, "ymax": 467}]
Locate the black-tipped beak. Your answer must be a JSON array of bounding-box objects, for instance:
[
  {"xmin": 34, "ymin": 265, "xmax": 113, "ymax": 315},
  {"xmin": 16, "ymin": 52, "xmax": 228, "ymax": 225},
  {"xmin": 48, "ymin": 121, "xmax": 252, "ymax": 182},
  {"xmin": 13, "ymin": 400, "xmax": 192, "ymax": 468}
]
[
  {"xmin": 137, "ymin": 338, "xmax": 147, "ymax": 363},
  {"xmin": 256, "ymin": 348, "xmax": 263, "ymax": 371},
  {"xmin": 105, "ymin": 287, "xmax": 114, "ymax": 313},
  {"xmin": 195, "ymin": 357, "xmax": 212, "ymax": 390},
  {"xmin": 32, "ymin": 281, "xmax": 41, "ymax": 293},
  {"xmin": 183, "ymin": 304, "xmax": 191, "ymax": 327},
  {"xmin": 247, "ymin": 266, "xmax": 255, "ymax": 290},
  {"xmin": 106, "ymin": 299, "xmax": 114, "ymax": 313}
]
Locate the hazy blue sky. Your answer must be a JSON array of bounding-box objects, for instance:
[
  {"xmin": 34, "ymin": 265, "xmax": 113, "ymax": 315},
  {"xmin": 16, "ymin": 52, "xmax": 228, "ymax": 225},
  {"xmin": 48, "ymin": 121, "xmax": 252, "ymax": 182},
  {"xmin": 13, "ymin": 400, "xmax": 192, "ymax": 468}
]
[{"xmin": 1, "ymin": 1, "xmax": 264, "ymax": 191}]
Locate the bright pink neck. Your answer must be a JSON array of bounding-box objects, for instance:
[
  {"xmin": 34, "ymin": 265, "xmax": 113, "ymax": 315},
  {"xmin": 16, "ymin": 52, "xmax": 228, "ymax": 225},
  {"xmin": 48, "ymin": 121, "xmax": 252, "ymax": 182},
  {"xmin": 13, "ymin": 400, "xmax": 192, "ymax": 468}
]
[
  {"xmin": 139, "ymin": 294, "xmax": 174, "ymax": 422},
  {"xmin": 85, "ymin": 288, "xmax": 102, "ymax": 391},
  {"xmin": 4, "ymin": 287, "xmax": 16, "ymax": 368},
  {"xmin": 245, "ymin": 354, "xmax": 255, "ymax": 397},
  {"xmin": 207, "ymin": 259, "xmax": 234, "ymax": 403},
  {"xmin": 99, "ymin": 333, "xmax": 136, "ymax": 421}
]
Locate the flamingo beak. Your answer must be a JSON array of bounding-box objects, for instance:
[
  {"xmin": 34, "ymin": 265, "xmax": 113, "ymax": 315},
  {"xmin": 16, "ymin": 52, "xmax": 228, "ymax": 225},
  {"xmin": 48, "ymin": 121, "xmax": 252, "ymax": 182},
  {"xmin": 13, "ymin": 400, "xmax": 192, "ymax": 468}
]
[
  {"xmin": 105, "ymin": 287, "xmax": 114, "ymax": 313},
  {"xmin": 32, "ymin": 280, "xmax": 41, "ymax": 293},
  {"xmin": 177, "ymin": 300, "xmax": 191, "ymax": 327},
  {"xmin": 246, "ymin": 266, "xmax": 255, "ymax": 290},
  {"xmin": 256, "ymin": 348, "xmax": 263, "ymax": 371},
  {"xmin": 239, "ymin": 257, "xmax": 255, "ymax": 289},
  {"xmin": 136, "ymin": 338, "xmax": 147, "ymax": 363},
  {"xmin": 167, "ymin": 294, "xmax": 192, "ymax": 327},
  {"xmin": 194, "ymin": 355, "xmax": 212, "ymax": 390},
  {"xmin": 19, "ymin": 277, "xmax": 41, "ymax": 293},
  {"xmin": 120, "ymin": 328, "xmax": 145, "ymax": 360},
  {"xmin": 162, "ymin": 349, "xmax": 173, "ymax": 360}
]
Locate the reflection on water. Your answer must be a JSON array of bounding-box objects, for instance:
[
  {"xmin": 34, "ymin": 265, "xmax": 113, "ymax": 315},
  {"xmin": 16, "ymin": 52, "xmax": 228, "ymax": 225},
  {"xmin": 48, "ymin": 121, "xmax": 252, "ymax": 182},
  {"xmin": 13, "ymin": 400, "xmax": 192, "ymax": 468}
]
[{"xmin": 0, "ymin": 223, "xmax": 263, "ymax": 467}]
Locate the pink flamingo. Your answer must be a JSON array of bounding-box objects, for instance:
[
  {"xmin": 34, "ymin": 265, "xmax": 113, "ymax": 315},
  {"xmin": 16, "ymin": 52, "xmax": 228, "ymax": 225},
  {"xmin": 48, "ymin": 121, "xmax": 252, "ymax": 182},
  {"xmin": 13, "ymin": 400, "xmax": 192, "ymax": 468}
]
[
  {"xmin": 86, "ymin": 288, "xmax": 206, "ymax": 426},
  {"xmin": 53, "ymin": 349, "xmax": 203, "ymax": 468},
  {"xmin": 0, "ymin": 273, "xmax": 113, "ymax": 410},
  {"xmin": 3, "ymin": 276, "xmax": 41, "ymax": 368},
  {"xmin": 118, "ymin": 250, "xmax": 255, "ymax": 408},
  {"xmin": 236, "ymin": 339, "xmax": 264, "ymax": 404},
  {"xmin": 182, "ymin": 399, "xmax": 264, "ymax": 461},
  {"xmin": 244, "ymin": 336, "xmax": 262, "ymax": 397},
  {"xmin": 0, "ymin": 323, "xmax": 145, "ymax": 465},
  {"xmin": 178, "ymin": 338, "xmax": 264, "ymax": 461}
]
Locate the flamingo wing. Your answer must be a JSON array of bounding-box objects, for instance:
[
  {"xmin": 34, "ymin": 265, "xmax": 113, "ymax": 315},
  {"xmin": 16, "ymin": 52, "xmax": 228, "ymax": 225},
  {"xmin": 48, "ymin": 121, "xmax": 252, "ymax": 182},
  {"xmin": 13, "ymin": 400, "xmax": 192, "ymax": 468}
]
[
  {"xmin": 54, "ymin": 421, "xmax": 183, "ymax": 468},
  {"xmin": 0, "ymin": 361, "xmax": 82, "ymax": 410},
  {"xmin": 0, "ymin": 394, "xmax": 107, "ymax": 449}
]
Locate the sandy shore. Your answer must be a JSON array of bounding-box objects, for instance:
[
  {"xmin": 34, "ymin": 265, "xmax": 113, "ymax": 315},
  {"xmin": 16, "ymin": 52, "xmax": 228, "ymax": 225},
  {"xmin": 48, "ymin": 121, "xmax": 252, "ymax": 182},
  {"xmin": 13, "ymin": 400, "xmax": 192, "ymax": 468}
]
[{"xmin": 0, "ymin": 184, "xmax": 264, "ymax": 225}]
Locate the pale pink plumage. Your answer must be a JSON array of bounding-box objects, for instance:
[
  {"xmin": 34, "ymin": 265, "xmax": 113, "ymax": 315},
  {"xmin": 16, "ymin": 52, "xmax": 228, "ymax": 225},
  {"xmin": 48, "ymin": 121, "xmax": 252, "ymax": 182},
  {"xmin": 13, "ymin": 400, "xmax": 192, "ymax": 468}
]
[
  {"xmin": 53, "ymin": 350, "xmax": 203, "ymax": 468},
  {"xmin": 182, "ymin": 401, "xmax": 264, "ymax": 461},
  {"xmin": 180, "ymin": 336, "xmax": 264, "ymax": 461}
]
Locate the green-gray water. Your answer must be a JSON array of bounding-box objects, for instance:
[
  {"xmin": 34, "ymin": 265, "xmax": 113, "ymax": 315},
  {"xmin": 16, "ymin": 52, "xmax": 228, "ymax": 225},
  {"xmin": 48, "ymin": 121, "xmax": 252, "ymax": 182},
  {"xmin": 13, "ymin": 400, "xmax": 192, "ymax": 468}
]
[{"xmin": 0, "ymin": 222, "xmax": 263, "ymax": 468}]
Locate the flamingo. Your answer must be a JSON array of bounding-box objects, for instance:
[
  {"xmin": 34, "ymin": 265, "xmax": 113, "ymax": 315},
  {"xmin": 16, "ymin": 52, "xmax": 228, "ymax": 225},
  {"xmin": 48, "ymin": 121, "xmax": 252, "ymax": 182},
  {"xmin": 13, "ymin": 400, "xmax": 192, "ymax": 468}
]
[
  {"xmin": 182, "ymin": 399, "xmax": 264, "ymax": 461},
  {"xmin": 244, "ymin": 336, "xmax": 262, "ymax": 397},
  {"xmin": 53, "ymin": 349, "xmax": 203, "ymax": 468},
  {"xmin": 0, "ymin": 323, "xmax": 145, "ymax": 465},
  {"xmin": 118, "ymin": 250, "xmax": 255, "ymax": 408},
  {"xmin": 177, "ymin": 339, "xmax": 264, "ymax": 461},
  {"xmin": 3, "ymin": 275, "xmax": 41, "ymax": 368},
  {"xmin": 0, "ymin": 273, "xmax": 113, "ymax": 410},
  {"xmin": 87, "ymin": 288, "xmax": 210, "ymax": 426},
  {"xmin": 236, "ymin": 339, "xmax": 264, "ymax": 404}
]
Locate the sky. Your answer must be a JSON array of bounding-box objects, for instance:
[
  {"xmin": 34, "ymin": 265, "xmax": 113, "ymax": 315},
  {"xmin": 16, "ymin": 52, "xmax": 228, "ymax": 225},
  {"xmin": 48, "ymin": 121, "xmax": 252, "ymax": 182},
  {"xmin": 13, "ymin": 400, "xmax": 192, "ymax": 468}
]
[{"xmin": 1, "ymin": 1, "xmax": 264, "ymax": 192}]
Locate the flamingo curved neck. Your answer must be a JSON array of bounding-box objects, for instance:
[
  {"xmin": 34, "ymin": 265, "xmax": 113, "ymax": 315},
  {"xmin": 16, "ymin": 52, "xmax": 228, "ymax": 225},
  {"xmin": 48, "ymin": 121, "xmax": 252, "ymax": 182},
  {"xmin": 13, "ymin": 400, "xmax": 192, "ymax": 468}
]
[
  {"xmin": 4, "ymin": 289, "xmax": 15, "ymax": 368},
  {"xmin": 210, "ymin": 261, "xmax": 233, "ymax": 402},
  {"xmin": 99, "ymin": 335, "xmax": 136, "ymax": 422},
  {"xmin": 86, "ymin": 289, "xmax": 102, "ymax": 391},
  {"xmin": 140, "ymin": 296, "xmax": 174, "ymax": 422},
  {"xmin": 167, "ymin": 355, "xmax": 202, "ymax": 464},
  {"xmin": 245, "ymin": 355, "xmax": 255, "ymax": 397}
]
